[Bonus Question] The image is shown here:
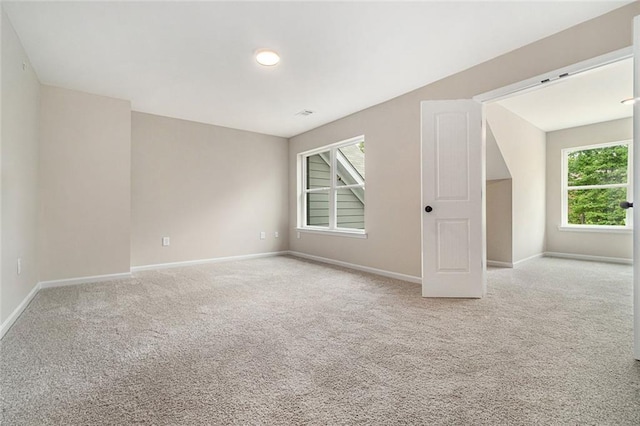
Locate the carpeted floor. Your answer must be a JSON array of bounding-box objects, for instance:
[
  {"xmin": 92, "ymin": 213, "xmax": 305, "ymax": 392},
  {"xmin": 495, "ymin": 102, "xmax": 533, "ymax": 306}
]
[{"xmin": 1, "ymin": 255, "xmax": 639, "ymax": 425}]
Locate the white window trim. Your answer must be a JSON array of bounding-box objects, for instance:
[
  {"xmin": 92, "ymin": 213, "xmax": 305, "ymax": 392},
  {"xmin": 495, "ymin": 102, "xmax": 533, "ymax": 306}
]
[
  {"xmin": 298, "ymin": 135, "xmax": 366, "ymax": 236},
  {"xmin": 557, "ymin": 225, "xmax": 632, "ymax": 234},
  {"xmin": 296, "ymin": 227, "xmax": 368, "ymax": 239},
  {"xmin": 560, "ymin": 139, "xmax": 633, "ymax": 231}
]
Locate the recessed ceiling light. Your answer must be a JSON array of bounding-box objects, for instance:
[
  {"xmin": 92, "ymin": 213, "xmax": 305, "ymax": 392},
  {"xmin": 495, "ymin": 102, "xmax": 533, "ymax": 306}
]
[
  {"xmin": 255, "ymin": 49, "xmax": 280, "ymax": 67},
  {"xmin": 621, "ymin": 97, "xmax": 639, "ymax": 105}
]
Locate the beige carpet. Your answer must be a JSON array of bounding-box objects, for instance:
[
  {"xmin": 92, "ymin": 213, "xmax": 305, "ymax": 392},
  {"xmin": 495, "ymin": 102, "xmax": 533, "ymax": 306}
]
[{"xmin": 1, "ymin": 255, "xmax": 639, "ymax": 425}]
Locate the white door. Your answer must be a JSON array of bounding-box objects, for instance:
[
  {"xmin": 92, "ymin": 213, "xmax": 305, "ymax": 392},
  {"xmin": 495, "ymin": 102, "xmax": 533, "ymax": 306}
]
[
  {"xmin": 633, "ymin": 15, "xmax": 640, "ymax": 361},
  {"xmin": 421, "ymin": 100, "xmax": 486, "ymax": 298}
]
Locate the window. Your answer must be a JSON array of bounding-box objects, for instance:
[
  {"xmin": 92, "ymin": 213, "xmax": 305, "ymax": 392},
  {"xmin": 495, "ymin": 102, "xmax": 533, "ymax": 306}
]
[
  {"xmin": 562, "ymin": 141, "xmax": 632, "ymax": 229},
  {"xmin": 299, "ymin": 136, "xmax": 365, "ymax": 236}
]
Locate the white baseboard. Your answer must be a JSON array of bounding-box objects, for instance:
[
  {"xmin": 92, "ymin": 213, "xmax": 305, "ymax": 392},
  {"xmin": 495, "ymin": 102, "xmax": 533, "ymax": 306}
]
[
  {"xmin": 288, "ymin": 251, "xmax": 421, "ymax": 284},
  {"xmin": 2, "ymin": 252, "xmax": 287, "ymax": 340},
  {"xmin": 544, "ymin": 251, "xmax": 633, "ymax": 265},
  {"xmin": 487, "ymin": 260, "xmax": 513, "ymax": 268},
  {"xmin": 0, "ymin": 282, "xmax": 40, "ymax": 340},
  {"xmin": 3, "ymin": 250, "xmax": 415, "ymax": 340},
  {"xmin": 39, "ymin": 272, "xmax": 132, "ymax": 289},
  {"xmin": 2, "ymin": 271, "xmax": 133, "ymax": 340},
  {"xmin": 131, "ymin": 251, "xmax": 289, "ymax": 272},
  {"xmin": 487, "ymin": 253, "xmax": 543, "ymax": 268},
  {"xmin": 513, "ymin": 253, "xmax": 544, "ymax": 267}
]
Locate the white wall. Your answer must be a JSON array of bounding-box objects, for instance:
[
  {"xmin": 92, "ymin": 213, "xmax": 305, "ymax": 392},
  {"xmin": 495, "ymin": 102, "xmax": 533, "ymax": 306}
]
[
  {"xmin": 286, "ymin": 1, "xmax": 640, "ymax": 277},
  {"xmin": 130, "ymin": 112, "xmax": 289, "ymax": 267},
  {"xmin": 546, "ymin": 117, "xmax": 633, "ymax": 260},
  {"xmin": 486, "ymin": 125, "xmax": 513, "ymax": 265},
  {"xmin": 39, "ymin": 86, "xmax": 131, "ymax": 281},
  {"xmin": 486, "ymin": 126, "xmax": 511, "ymax": 181},
  {"xmin": 487, "ymin": 104, "xmax": 546, "ymax": 263},
  {"xmin": 1, "ymin": 9, "xmax": 40, "ymax": 324}
]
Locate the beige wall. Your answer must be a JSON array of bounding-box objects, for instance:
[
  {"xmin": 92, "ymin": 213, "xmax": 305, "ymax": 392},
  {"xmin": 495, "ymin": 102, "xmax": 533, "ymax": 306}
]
[
  {"xmin": 289, "ymin": 114, "xmax": 420, "ymax": 276},
  {"xmin": 131, "ymin": 112, "xmax": 288, "ymax": 267},
  {"xmin": 487, "ymin": 104, "xmax": 546, "ymax": 263},
  {"xmin": 289, "ymin": 2, "xmax": 639, "ymax": 277},
  {"xmin": 39, "ymin": 86, "xmax": 131, "ymax": 281},
  {"xmin": 546, "ymin": 117, "xmax": 633, "ymax": 260},
  {"xmin": 486, "ymin": 179, "xmax": 513, "ymax": 265},
  {"xmin": 1, "ymin": 10, "xmax": 40, "ymax": 323}
]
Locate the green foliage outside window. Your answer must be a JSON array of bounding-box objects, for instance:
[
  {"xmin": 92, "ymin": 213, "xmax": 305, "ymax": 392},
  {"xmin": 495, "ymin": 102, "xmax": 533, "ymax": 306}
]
[{"xmin": 566, "ymin": 144, "xmax": 629, "ymax": 226}]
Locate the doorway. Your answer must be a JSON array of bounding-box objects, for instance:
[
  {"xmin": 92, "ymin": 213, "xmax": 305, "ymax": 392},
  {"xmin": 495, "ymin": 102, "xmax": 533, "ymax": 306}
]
[
  {"xmin": 483, "ymin": 55, "xmax": 634, "ymax": 267},
  {"xmin": 474, "ymin": 44, "xmax": 638, "ymax": 361}
]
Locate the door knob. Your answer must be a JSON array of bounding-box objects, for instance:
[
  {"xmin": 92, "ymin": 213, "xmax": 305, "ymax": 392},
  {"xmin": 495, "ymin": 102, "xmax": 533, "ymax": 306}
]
[
  {"xmin": 425, "ymin": 206, "xmax": 433, "ymax": 213},
  {"xmin": 620, "ymin": 201, "xmax": 634, "ymax": 209}
]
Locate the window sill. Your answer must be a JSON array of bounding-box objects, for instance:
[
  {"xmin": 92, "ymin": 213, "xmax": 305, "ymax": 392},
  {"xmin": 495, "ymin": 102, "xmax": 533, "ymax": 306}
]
[
  {"xmin": 296, "ymin": 227, "xmax": 368, "ymax": 239},
  {"xmin": 557, "ymin": 225, "xmax": 632, "ymax": 234}
]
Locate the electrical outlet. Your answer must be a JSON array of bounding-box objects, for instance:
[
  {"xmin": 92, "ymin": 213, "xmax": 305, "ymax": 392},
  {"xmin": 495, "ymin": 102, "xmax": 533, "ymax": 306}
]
[
  {"xmin": 297, "ymin": 232, "xmax": 301, "ymax": 239},
  {"xmin": 162, "ymin": 237, "xmax": 170, "ymax": 246},
  {"xmin": 260, "ymin": 231, "xmax": 266, "ymax": 240},
  {"xmin": 274, "ymin": 231, "xmax": 279, "ymax": 238},
  {"xmin": 17, "ymin": 258, "xmax": 22, "ymax": 275}
]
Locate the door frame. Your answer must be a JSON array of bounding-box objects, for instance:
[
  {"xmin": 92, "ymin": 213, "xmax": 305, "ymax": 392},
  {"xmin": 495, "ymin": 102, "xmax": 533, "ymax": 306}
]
[{"xmin": 473, "ymin": 47, "xmax": 632, "ymax": 104}]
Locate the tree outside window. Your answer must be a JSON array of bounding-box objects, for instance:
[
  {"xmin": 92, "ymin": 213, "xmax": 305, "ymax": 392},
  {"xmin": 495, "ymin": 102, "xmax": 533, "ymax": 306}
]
[{"xmin": 563, "ymin": 141, "xmax": 632, "ymax": 227}]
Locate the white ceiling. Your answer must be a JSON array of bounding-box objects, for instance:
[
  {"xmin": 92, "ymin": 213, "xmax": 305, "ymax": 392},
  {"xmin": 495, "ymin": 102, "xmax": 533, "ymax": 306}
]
[
  {"xmin": 3, "ymin": 1, "xmax": 631, "ymax": 138},
  {"xmin": 497, "ymin": 57, "xmax": 633, "ymax": 132}
]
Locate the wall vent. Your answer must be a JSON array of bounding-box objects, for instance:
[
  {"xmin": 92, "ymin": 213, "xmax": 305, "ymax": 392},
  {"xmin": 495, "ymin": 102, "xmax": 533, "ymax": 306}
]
[{"xmin": 295, "ymin": 110, "xmax": 315, "ymax": 117}]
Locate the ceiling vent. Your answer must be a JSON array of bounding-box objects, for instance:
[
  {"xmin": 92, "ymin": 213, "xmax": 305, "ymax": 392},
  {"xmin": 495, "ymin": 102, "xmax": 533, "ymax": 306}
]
[{"xmin": 295, "ymin": 110, "xmax": 315, "ymax": 117}]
